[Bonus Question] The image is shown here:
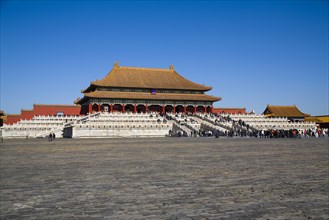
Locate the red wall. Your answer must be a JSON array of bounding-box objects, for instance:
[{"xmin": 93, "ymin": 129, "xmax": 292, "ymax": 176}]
[
  {"xmin": 33, "ymin": 104, "xmax": 81, "ymax": 116},
  {"xmin": 21, "ymin": 110, "xmax": 34, "ymax": 120},
  {"xmin": 6, "ymin": 115, "xmax": 22, "ymax": 125},
  {"xmin": 213, "ymin": 108, "xmax": 247, "ymax": 114},
  {"xmin": 5, "ymin": 104, "xmax": 82, "ymax": 125}
]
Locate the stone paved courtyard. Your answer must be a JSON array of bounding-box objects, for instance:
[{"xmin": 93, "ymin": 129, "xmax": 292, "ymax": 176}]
[{"xmin": 0, "ymin": 137, "xmax": 328, "ymax": 219}]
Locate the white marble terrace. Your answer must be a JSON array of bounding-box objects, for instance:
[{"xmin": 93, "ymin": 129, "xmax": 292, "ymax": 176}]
[{"xmin": 1, "ymin": 112, "xmax": 318, "ymax": 139}]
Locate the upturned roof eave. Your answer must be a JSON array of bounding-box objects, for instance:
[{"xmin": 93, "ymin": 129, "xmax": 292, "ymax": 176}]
[{"xmin": 75, "ymin": 96, "xmax": 88, "ymax": 105}]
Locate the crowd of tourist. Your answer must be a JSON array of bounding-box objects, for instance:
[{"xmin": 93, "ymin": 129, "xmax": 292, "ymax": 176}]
[
  {"xmin": 214, "ymin": 127, "xmax": 328, "ymax": 139},
  {"xmin": 257, "ymin": 128, "xmax": 328, "ymax": 138},
  {"xmin": 169, "ymin": 112, "xmax": 328, "ymax": 138}
]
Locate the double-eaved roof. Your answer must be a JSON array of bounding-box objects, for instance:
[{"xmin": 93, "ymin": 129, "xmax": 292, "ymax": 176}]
[
  {"xmin": 83, "ymin": 63, "xmax": 212, "ymax": 92},
  {"xmin": 77, "ymin": 63, "xmax": 221, "ymax": 105}
]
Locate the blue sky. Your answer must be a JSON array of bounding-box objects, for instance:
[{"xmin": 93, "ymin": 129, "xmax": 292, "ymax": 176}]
[{"xmin": 1, "ymin": 0, "xmax": 328, "ymax": 115}]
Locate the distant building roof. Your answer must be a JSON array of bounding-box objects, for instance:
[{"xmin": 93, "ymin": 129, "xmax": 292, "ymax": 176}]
[
  {"xmin": 263, "ymin": 105, "xmax": 309, "ymax": 117},
  {"xmin": 213, "ymin": 107, "xmax": 247, "ymax": 114},
  {"xmin": 305, "ymin": 115, "xmax": 329, "ymax": 123},
  {"xmin": 83, "ymin": 63, "xmax": 212, "ymax": 92}
]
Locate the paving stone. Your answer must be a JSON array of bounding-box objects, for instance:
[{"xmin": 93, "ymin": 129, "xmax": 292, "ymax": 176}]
[{"xmin": 0, "ymin": 137, "xmax": 328, "ymax": 219}]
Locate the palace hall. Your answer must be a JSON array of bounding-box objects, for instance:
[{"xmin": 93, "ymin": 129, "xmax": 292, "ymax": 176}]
[
  {"xmin": 1, "ymin": 63, "xmax": 322, "ymax": 139},
  {"xmin": 76, "ymin": 63, "xmax": 221, "ymax": 114}
]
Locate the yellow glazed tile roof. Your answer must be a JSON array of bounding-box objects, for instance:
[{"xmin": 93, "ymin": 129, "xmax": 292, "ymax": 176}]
[
  {"xmin": 89, "ymin": 64, "xmax": 212, "ymax": 91},
  {"xmin": 263, "ymin": 105, "xmax": 309, "ymax": 117}
]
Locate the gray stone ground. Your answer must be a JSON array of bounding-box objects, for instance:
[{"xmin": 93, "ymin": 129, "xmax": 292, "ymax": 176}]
[{"xmin": 0, "ymin": 137, "xmax": 328, "ymax": 220}]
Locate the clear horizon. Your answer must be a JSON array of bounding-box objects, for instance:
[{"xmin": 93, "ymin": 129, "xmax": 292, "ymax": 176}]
[{"xmin": 1, "ymin": 0, "xmax": 328, "ymax": 115}]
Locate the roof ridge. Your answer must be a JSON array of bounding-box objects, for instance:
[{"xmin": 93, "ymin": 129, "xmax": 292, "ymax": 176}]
[
  {"xmin": 268, "ymin": 105, "xmax": 295, "ymax": 107},
  {"xmin": 118, "ymin": 65, "xmax": 170, "ymax": 71}
]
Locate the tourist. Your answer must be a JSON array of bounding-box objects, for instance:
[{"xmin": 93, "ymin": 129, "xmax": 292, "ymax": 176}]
[
  {"xmin": 48, "ymin": 133, "xmax": 52, "ymax": 141},
  {"xmin": 292, "ymin": 129, "xmax": 296, "ymax": 138},
  {"xmin": 215, "ymin": 130, "xmax": 220, "ymax": 138}
]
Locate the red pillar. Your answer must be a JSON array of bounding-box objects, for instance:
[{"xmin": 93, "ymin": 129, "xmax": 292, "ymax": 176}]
[
  {"xmin": 204, "ymin": 106, "xmax": 207, "ymax": 113},
  {"xmin": 194, "ymin": 106, "xmax": 197, "ymax": 113},
  {"xmin": 98, "ymin": 104, "xmax": 101, "ymax": 112},
  {"xmin": 162, "ymin": 105, "xmax": 165, "ymax": 114},
  {"xmin": 146, "ymin": 104, "xmax": 148, "ymax": 113},
  {"xmin": 110, "ymin": 104, "xmax": 113, "ymax": 112},
  {"xmin": 184, "ymin": 105, "xmax": 187, "ymax": 113},
  {"xmin": 134, "ymin": 104, "xmax": 137, "ymax": 113},
  {"xmin": 122, "ymin": 104, "xmax": 125, "ymax": 113},
  {"xmin": 89, "ymin": 104, "xmax": 92, "ymax": 114}
]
